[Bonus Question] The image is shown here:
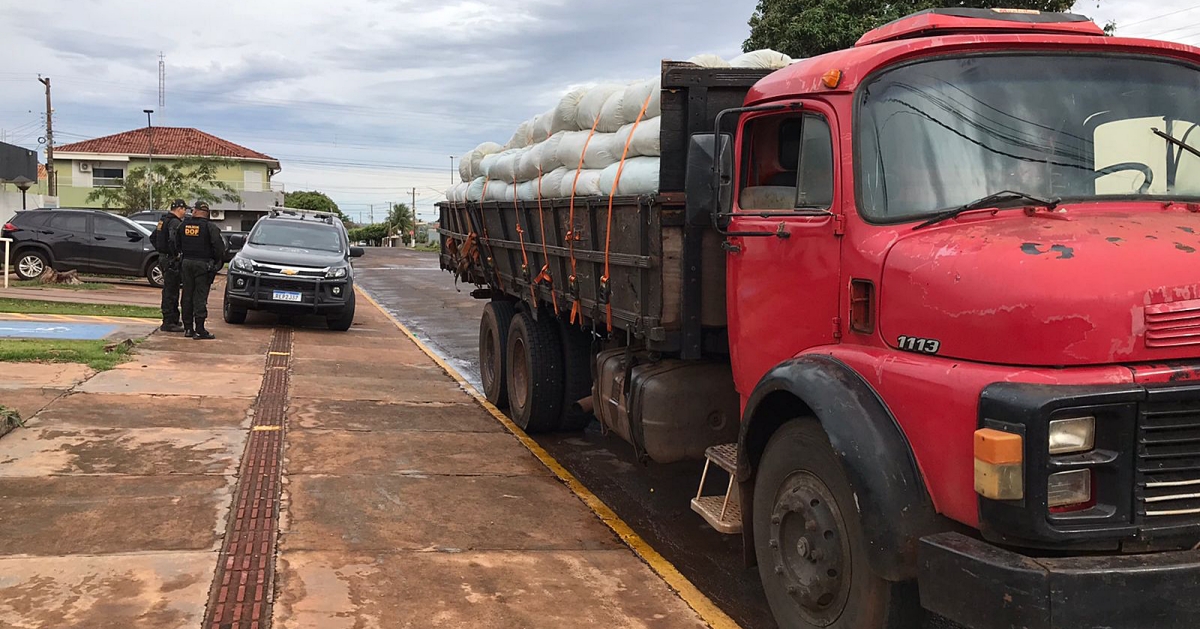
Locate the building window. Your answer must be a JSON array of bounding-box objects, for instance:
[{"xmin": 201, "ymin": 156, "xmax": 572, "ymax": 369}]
[{"xmin": 93, "ymin": 168, "xmax": 124, "ymax": 188}]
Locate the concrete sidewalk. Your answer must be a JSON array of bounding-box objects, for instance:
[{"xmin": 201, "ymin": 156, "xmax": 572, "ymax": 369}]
[{"xmin": 0, "ymin": 294, "xmax": 709, "ymax": 628}]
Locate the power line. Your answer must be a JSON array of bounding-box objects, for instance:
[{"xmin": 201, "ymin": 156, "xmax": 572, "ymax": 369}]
[{"xmin": 1119, "ymin": 4, "xmax": 1200, "ymax": 32}]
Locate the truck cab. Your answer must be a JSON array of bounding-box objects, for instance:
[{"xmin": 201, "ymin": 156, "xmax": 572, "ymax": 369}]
[{"xmin": 725, "ymin": 8, "xmax": 1200, "ymax": 629}]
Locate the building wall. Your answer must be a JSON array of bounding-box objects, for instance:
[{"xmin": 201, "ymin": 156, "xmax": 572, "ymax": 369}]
[{"xmin": 49, "ymin": 157, "xmax": 278, "ymax": 211}]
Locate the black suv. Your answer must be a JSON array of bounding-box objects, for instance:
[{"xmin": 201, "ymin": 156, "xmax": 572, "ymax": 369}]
[
  {"xmin": 3, "ymin": 208, "xmax": 164, "ymax": 286},
  {"xmin": 223, "ymin": 210, "xmax": 363, "ymax": 331}
]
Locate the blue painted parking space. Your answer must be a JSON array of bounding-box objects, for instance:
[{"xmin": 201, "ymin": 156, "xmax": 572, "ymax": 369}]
[{"xmin": 0, "ymin": 321, "xmax": 119, "ymax": 340}]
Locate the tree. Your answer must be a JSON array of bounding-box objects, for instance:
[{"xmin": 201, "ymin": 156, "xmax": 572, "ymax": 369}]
[
  {"xmin": 386, "ymin": 202, "xmax": 415, "ymax": 244},
  {"xmin": 744, "ymin": 0, "xmax": 1076, "ymax": 59},
  {"xmin": 87, "ymin": 157, "xmax": 241, "ymax": 214},
  {"xmin": 347, "ymin": 223, "xmax": 389, "ymax": 246},
  {"xmin": 283, "ymin": 190, "xmax": 352, "ymax": 226}
]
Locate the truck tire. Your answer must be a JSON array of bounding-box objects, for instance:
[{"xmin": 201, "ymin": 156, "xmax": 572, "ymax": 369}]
[
  {"xmin": 505, "ymin": 311, "xmax": 565, "ymax": 433},
  {"xmin": 480, "ymin": 301, "xmax": 517, "ymax": 408},
  {"xmin": 14, "ymin": 250, "xmax": 49, "ymax": 280},
  {"xmin": 557, "ymin": 320, "xmax": 593, "ymax": 431},
  {"xmin": 753, "ymin": 420, "xmax": 921, "ymax": 629},
  {"xmin": 146, "ymin": 259, "xmax": 164, "ymax": 288}
]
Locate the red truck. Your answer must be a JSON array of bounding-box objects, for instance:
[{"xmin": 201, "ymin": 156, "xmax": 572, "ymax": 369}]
[{"xmin": 439, "ymin": 8, "xmax": 1200, "ymax": 628}]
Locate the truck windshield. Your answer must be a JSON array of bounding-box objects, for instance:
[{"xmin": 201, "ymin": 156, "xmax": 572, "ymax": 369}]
[
  {"xmin": 858, "ymin": 54, "xmax": 1200, "ymax": 222},
  {"xmin": 249, "ymin": 222, "xmax": 343, "ymax": 252}
]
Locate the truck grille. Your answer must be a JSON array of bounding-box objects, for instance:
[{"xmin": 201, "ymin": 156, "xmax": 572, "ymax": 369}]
[
  {"xmin": 1137, "ymin": 400, "xmax": 1200, "ymax": 522},
  {"xmin": 1145, "ymin": 301, "xmax": 1200, "ymax": 349}
]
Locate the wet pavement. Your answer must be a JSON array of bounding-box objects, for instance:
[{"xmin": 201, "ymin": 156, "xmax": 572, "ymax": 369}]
[
  {"xmin": 356, "ymin": 246, "xmax": 960, "ymax": 629},
  {"xmin": 355, "ymin": 247, "xmax": 778, "ymax": 629}
]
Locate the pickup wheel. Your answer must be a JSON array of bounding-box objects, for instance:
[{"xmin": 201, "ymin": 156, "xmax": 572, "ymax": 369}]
[
  {"xmin": 223, "ymin": 293, "xmax": 247, "ymax": 325},
  {"xmin": 326, "ymin": 290, "xmax": 356, "ymax": 331},
  {"xmin": 557, "ymin": 320, "xmax": 593, "ymax": 431},
  {"xmin": 480, "ymin": 301, "xmax": 516, "ymax": 408},
  {"xmin": 147, "ymin": 259, "xmax": 165, "ymax": 288},
  {"xmin": 753, "ymin": 420, "xmax": 920, "ymax": 629},
  {"xmin": 505, "ymin": 311, "xmax": 564, "ymax": 433}
]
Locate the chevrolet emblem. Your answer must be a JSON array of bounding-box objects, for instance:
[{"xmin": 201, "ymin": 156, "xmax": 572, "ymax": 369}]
[{"xmin": 282, "ymin": 269, "xmax": 298, "ymax": 275}]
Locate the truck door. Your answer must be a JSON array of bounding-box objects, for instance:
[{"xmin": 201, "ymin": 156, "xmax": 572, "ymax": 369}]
[{"xmin": 726, "ymin": 103, "xmax": 842, "ymax": 397}]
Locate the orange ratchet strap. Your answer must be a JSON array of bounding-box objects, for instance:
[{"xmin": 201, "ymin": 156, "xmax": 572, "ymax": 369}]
[
  {"xmin": 567, "ymin": 115, "xmax": 604, "ymax": 324},
  {"xmin": 512, "ymin": 179, "xmax": 536, "ymax": 305},
  {"xmin": 600, "ymin": 92, "xmax": 654, "ymax": 331},
  {"xmin": 478, "ymin": 180, "xmax": 505, "ymax": 291},
  {"xmin": 534, "ymin": 145, "xmax": 559, "ymax": 313}
]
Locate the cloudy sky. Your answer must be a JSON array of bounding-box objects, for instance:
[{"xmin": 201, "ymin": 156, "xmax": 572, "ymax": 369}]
[{"xmin": 0, "ymin": 0, "xmax": 1195, "ymax": 222}]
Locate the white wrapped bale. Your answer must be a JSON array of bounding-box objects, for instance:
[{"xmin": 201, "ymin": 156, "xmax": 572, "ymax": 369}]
[
  {"xmin": 583, "ymin": 133, "xmax": 621, "ymax": 170},
  {"xmin": 555, "ymin": 131, "xmax": 592, "ymax": 170},
  {"xmin": 540, "ymin": 168, "xmax": 569, "ymax": 198},
  {"xmin": 459, "ymin": 150, "xmax": 475, "ymax": 182},
  {"xmin": 620, "ymin": 77, "xmax": 661, "ymax": 123},
  {"xmin": 598, "ymin": 157, "xmax": 659, "ymax": 197},
  {"xmin": 488, "ymin": 149, "xmax": 524, "ymax": 183},
  {"xmin": 559, "ymin": 170, "xmax": 604, "ymax": 198},
  {"xmin": 575, "ymin": 84, "xmax": 624, "ymax": 131},
  {"xmin": 598, "ymin": 90, "xmax": 628, "ymax": 133},
  {"xmin": 516, "ymin": 146, "xmax": 541, "ymax": 182},
  {"xmin": 537, "ymin": 132, "xmax": 566, "ymax": 173},
  {"xmin": 730, "ymin": 49, "xmax": 793, "ymax": 69},
  {"xmin": 551, "ymin": 88, "xmax": 587, "ymax": 134},
  {"xmin": 530, "ymin": 111, "xmax": 555, "ymax": 143},
  {"xmin": 688, "ymin": 53, "xmax": 730, "ymax": 68},
  {"xmin": 614, "ymin": 116, "xmax": 661, "ymax": 157},
  {"xmin": 466, "ymin": 177, "xmax": 486, "ymax": 202},
  {"xmin": 505, "ymin": 120, "xmax": 533, "ymax": 150},
  {"xmin": 517, "ymin": 180, "xmax": 539, "ymax": 201},
  {"xmin": 485, "ymin": 181, "xmax": 515, "ymax": 202}
]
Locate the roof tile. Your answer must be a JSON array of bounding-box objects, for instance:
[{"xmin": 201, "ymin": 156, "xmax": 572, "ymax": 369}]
[{"xmin": 55, "ymin": 127, "xmax": 276, "ymax": 162}]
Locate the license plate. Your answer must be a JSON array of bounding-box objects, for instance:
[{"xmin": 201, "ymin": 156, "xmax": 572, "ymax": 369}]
[{"xmin": 272, "ymin": 290, "xmax": 303, "ymax": 302}]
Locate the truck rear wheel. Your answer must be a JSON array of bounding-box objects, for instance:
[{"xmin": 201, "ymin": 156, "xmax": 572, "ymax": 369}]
[
  {"xmin": 557, "ymin": 320, "xmax": 593, "ymax": 431},
  {"xmin": 480, "ymin": 301, "xmax": 516, "ymax": 408},
  {"xmin": 753, "ymin": 420, "xmax": 920, "ymax": 629},
  {"xmin": 505, "ymin": 311, "xmax": 564, "ymax": 433}
]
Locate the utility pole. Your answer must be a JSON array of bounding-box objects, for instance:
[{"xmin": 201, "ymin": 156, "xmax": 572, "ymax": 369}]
[
  {"xmin": 38, "ymin": 76, "xmax": 55, "ymax": 196},
  {"xmin": 144, "ymin": 109, "xmax": 155, "ymax": 210},
  {"xmin": 450, "ymin": 155, "xmax": 455, "ymax": 185},
  {"xmin": 411, "ymin": 187, "xmax": 418, "ymax": 247},
  {"xmin": 369, "ymin": 203, "xmax": 374, "ymax": 224}
]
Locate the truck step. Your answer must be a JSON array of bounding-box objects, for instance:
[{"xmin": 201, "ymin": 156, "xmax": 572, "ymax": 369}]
[{"xmin": 691, "ymin": 443, "xmax": 742, "ymax": 534}]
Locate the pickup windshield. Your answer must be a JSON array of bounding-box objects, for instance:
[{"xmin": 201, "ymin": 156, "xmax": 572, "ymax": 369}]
[
  {"xmin": 858, "ymin": 54, "xmax": 1200, "ymax": 222},
  {"xmin": 249, "ymin": 222, "xmax": 343, "ymax": 252}
]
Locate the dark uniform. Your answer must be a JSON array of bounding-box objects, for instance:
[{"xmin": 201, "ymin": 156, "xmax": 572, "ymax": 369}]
[
  {"xmin": 174, "ymin": 203, "xmax": 226, "ymax": 340},
  {"xmin": 151, "ymin": 200, "xmax": 186, "ymax": 331}
]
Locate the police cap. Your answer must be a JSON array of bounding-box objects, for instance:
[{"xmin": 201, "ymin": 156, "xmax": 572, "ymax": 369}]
[
  {"xmin": 170, "ymin": 199, "xmax": 189, "ymax": 210},
  {"xmin": 194, "ymin": 201, "xmax": 211, "ymax": 212}
]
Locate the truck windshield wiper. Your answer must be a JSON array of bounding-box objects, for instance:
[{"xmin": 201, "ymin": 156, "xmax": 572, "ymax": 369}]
[
  {"xmin": 1152, "ymin": 127, "xmax": 1200, "ymax": 161},
  {"xmin": 913, "ymin": 190, "xmax": 1061, "ymax": 230}
]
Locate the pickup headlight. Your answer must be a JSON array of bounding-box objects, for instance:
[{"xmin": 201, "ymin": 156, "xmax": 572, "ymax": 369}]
[
  {"xmin": 325, "ymin": 266, "xmax": 348, "ymax": 279},
  {"xmin": 1048, "ymin": 416, "xmax": 1095, "ymax": 455},
  {"xmin": 231, "ymin": 258, "xmax": 254, "ymax": 272}
]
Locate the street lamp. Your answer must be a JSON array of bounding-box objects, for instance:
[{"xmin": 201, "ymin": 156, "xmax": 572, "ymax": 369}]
[
  {"xmin": 143, "ymin": 109, "xmax": 154, "ymax": 211},
  {"xmin": 450, "ymin": 155, "xmax": 456, "ymax": 185},
  {"xmin": 12, "ymin": 176, "xmax": 33, "ymax": 210}
]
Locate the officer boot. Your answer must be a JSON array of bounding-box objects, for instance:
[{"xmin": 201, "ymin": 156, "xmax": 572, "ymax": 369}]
[
  {"xmin": 193, "ymin": 318, "xmax": 215, "ymax": 341},
  {"xmin": 184, "ymin": 320, "xmax": 195, "ymax": 338},
  {"xmin": 160, "ymin": 320, "xmax": 184, "ymax": 333}
]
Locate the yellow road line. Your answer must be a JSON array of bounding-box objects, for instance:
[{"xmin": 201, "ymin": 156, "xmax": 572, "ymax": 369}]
[
  {"xmin": 268, "ymin": 351, "xmax": 291, "ymax": 356},
  {"xmin": 251, "ymin": 425, "xmax": 282, "ymax": 432},
  {"xmin": 358, "ymin": 289, "xmax": 741, "ymax": 629}
]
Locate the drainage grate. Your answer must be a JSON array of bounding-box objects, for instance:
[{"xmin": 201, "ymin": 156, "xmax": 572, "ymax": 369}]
[{"xmin": 203, "ymin": 328, "xmax": 293, "ymax": 629}]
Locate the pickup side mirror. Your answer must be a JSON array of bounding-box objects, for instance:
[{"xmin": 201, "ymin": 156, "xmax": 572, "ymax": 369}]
[
  {"xmin": 126, "ymin": 230, "xmax": 144, "ymax": 240},
  {"xmin": 228, "ymin": 234, "xmax": 246, "ymax": 248},
  {"xmin": 685, "ymin": 133, "xmax": 734, "ymax": 227},
  {"xmin": 349, "ymin": 246, "xmax": 365, "ymax": 258}
]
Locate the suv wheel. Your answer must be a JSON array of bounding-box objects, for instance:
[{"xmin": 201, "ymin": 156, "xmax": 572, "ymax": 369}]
[
  {"xmin": 326, "ymin": 290, "xmax": 356, "ymax": 331},
  {"xmin": 15, "ymin": 250, "xmax": 49, "ymax": 280},
  {"xmin": 223, "ymin": 293, "xmax": 247, "ymax": 325},
  {"xmin": 146, "ymin": 260, "xmax": 164, "ymax": 288}
]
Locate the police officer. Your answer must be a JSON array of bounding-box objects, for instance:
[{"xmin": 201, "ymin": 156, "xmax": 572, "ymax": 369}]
[
  {"xmin": 174, "ymin": 201, "xmax": 226, "ymax": 340},
  {"xmin": 152, "ymin": 199, "xmax": 187, "ymax": 332}
]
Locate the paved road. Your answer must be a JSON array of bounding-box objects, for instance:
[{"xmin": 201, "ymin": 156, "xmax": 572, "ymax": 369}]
[{"xmin": 355, "ymin": 246, "xmax": 956, "ymax": 629}]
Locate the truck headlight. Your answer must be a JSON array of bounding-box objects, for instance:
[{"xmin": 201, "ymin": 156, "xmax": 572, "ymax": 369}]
[
  {"xmin": 1047, "ymin": 469, "xmax": 1092, "ymax": 509},
  {"xmin": 325, "ymin": 266, "xmax": 348, "ymax": 279},
  {"xmin": 1049, "ymin": 417, "xmax": 1095, "ymax": 455},
  {"xmin": 232, "ymin": 258, "xmax": 254, "ymax": 272}
]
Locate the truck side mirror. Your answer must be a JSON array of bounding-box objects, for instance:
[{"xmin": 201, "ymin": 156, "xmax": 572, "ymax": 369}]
[
  {"xmin": 685, "ymin": 133, "xmax": 734, "ymax": 227},
  {"xmin": 349, "ymin": 246, "xmax": 365, "ymax": 258},
  {"xmin": 229, "ymin": 234, "xmax": 246, "ymax": 248}
]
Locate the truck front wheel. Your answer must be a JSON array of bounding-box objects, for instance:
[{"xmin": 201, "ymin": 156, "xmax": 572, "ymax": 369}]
[
  {"xmin": 753, "ymin": 420, "xmax": 919, "ymax": 629},
  {"xmin": 480, "ymin": 301, "xmax": 516, "ymax": 407},
  {"xmin": 505, "ymin": 311, "xmax": 564, "ymax": 433}
]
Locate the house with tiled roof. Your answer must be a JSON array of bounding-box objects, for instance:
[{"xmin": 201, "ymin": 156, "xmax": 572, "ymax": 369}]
[{"xmin": 52, "ymin": 127, "xmax": 284, "ymax": 231}]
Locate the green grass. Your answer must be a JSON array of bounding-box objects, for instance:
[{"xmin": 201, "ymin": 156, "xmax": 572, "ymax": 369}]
[
  {"xmin": 0, "ymin": 339, "xmax": 134, "ymax": 371},
  {"xmin": 0, "ymin": 298, "xmax": 160, "ymax": 319},
  {"xmin": 10, "ymin": 280, "xmax": 112, "ymax": 291},
  {"xmin": 414, "ymin": 242, "xmax": 441, "ymax": 252}
]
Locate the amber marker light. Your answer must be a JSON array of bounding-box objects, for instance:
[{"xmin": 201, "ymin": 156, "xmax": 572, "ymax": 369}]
[
  {"xmin": 974, "ymin": 428, "xmax": 1024, "ymax": 501},
  {"xmin": 821, "ymin": 69, "xmax": 842, "ymax": 89}
]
